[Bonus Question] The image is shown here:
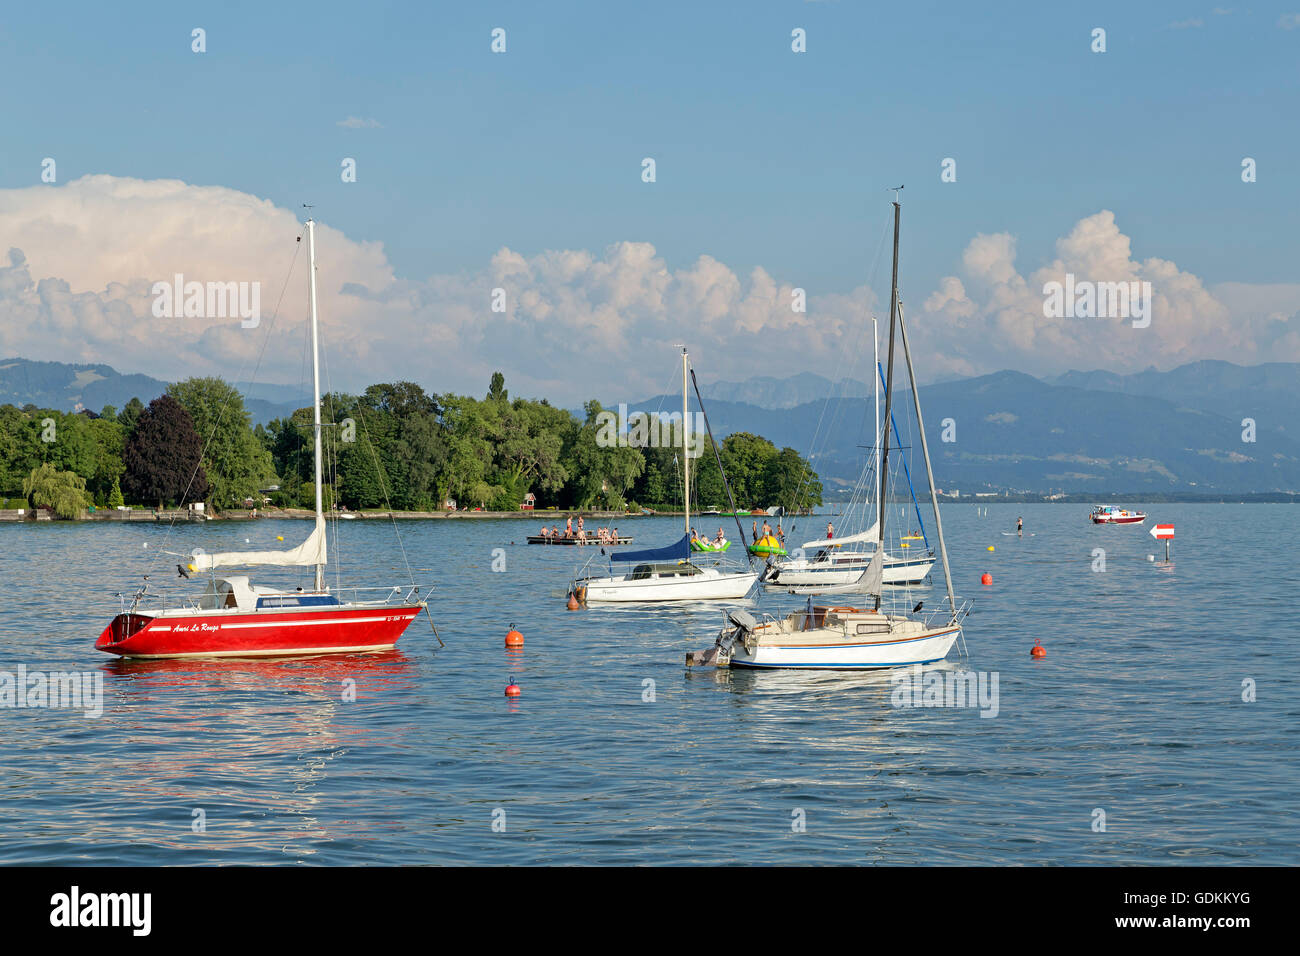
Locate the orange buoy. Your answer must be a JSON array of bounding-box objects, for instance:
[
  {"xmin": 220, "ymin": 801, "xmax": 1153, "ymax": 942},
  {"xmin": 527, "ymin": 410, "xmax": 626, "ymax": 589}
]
[
  {"xmin": 980, "ymin": 572, "xmax": 993, "ymax": 586},
  {"xmin": 505, "ymin": 625, "xmax": 524, "ymax": 647},
  {"xmin": 566, "ymin": 592, "xmax": 580, "ymax": 610},
  {"xmin": 505, "ymin": 679, "xmax": 521, "ymax": 697},
  {"xmin": 1030, "ymin": 639, "xmax": 1046, "ymax": 658}
]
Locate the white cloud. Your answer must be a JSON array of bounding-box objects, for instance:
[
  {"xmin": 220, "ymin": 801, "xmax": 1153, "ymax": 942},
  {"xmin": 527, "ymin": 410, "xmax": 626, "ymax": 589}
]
[
  {"xmin": 914, "ymin": 210, "xmax": 1300, "ymax": 378},
  {"xmin": 1, "ymin": 176, "xmax": 1297, "ymax": 405},
  {"xmin": 336, "ymin": 116, "xmax": 383, "ymax": 128}
]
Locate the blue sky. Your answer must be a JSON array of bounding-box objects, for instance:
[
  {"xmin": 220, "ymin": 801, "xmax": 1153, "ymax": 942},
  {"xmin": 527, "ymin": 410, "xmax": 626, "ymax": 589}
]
[{"xmin": 1, "ymin": 1, "xmax": 1297, "ymax": 400}]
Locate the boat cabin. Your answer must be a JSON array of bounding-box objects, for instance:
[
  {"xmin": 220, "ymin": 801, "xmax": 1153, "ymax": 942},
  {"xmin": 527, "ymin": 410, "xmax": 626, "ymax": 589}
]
[
  {"xmin": 627, "ymin": 562, "xmax": 703, "ymax": 580},
  {"xmin": 197, "ymin": 576, "xmax": 339, "ymax": 612}
]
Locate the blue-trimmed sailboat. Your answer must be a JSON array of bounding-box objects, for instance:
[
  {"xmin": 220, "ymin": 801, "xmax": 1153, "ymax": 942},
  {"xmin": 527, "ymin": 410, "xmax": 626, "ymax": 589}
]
[
  {"xmin": 688, "ymin": 197, "xmax": 969, "ymax": 669},
  {"xmin": 569, "ymin": 349, "xmax": 757, "ymax": 603}
]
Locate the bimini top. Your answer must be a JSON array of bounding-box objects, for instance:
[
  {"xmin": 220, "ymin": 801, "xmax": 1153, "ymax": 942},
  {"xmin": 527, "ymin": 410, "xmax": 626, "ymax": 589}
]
[{"xmin": 611, "ymin": 533, "xmax": 691, "ymax": 563}]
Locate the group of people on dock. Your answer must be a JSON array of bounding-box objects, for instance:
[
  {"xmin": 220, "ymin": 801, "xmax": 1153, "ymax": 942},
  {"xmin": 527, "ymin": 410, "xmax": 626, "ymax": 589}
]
[{"xmin": 537, "ymin": 515, "xmax": 620, "ymax": 543}]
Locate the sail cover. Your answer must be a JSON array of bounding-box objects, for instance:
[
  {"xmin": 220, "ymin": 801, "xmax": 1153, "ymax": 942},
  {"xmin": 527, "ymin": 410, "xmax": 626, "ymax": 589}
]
[
  {"xmin": 802, "ymin": 522, "xmax": 879, "ymax": 550},
  {"xmin": 612, "ymin": 533, "xmax": 691, "ymax": 563},
  {"xmin": 805, "ymin": 546, "xmax": 884, "ymax": 596},
  {"xmin": 190, "ymin": 515, "xmax": 327, "ymax": 571}
]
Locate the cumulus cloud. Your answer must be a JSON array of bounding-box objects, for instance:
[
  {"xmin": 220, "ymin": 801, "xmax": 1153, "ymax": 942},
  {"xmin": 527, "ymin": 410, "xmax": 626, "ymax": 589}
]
[
  {"xmin": 913, "ymin": 210, "xmax": 1300, "ymax": 379},
  {"xmin": 1, "ymin": 176, "xmax": 1296, "ymax": 405},
  {"xmin": 336, "ymin": 116, "xmax": 384, "ymax": 128}
]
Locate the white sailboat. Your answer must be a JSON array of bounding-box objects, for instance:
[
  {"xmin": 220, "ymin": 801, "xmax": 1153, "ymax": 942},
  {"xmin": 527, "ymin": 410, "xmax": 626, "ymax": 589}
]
[
  {"xmin": 688, "ymin": 197, "xmax": 968, "ymax": 669},
  {"xmin": 570, "ymin": 349, "xmax": 758, "ymax": 604},
  {"xmin": 762, "ymin": 312, "xmax": 934, "ymax": 591}
]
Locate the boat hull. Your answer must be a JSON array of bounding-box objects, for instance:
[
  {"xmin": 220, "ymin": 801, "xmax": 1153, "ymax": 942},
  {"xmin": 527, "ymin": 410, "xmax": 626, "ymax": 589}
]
[
  {"xmin": 728, "ymin": 624, "xmax": 960, "ymax": 670},
  {"xmin": 766, "ymin": 554, "xmax": 934, "ymax": 587},
  {"xmin": 579, "ymin": 570, "xmax": 757, "ymax": 602},
  {"xmin": 95, "ymin": 604, "xmax": 423, "ymax": 659}
]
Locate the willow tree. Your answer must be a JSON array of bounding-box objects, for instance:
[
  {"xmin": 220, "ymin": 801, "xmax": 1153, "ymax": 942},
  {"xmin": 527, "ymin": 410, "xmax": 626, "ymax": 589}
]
[{"xmin": 23, "ymin": 462, "xmax": 90, "ymax": 519}]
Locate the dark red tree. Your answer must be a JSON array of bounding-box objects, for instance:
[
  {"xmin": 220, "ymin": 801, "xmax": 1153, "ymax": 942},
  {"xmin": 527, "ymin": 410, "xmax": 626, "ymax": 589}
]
[{"xmin": 122, "ymin": 394, "xmax": 210, "ymax": 508}]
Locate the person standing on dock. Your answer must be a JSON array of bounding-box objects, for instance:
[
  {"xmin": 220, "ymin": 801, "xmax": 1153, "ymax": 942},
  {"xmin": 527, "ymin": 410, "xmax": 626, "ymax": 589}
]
[{"xmin": 565, "ymin": 516, "xmax": 573, "ymax": 538}]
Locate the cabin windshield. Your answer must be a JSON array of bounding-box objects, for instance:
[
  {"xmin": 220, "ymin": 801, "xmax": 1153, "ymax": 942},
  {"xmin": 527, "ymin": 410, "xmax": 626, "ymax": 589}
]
[{"xmin": 629, "ymin": 562, "xmax": 702, "ymax": 580}]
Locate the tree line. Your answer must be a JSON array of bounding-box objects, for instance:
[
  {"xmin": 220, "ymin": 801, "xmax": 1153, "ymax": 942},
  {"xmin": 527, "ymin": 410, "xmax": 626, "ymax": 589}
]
[{"xmin": 0, "ymin": 372, "xmax": 822, "ymax": 516}]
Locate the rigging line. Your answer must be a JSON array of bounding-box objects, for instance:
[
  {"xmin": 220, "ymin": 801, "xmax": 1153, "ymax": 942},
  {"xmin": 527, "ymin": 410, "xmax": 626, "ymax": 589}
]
[
  {"xmin": 689, "ymin": 364, "xmax": 751, "ymax": 566},
  {"xmin": 784, "ymin": 209, "xmax": 893, "ymax": 525},
  {"xmin": 875, "ymin": 360, "xmax": 929, "ymax": 548},
  {"xmin": 320, "ymin": 336, "xmax": 342, "ymax": 591},
  {"xmin": 144, "ymin": 229, "xmax": 304, "ymax": 580},
  {"xmin": 351, "ymin": 395, "xmax": 418, "ymax": 591}
]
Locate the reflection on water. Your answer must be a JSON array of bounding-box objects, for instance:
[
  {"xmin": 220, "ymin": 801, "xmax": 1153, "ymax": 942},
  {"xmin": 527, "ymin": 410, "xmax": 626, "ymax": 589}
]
[{"xmin": 0, "ymin": 506, "xmax": 1295, "ymax": 864}]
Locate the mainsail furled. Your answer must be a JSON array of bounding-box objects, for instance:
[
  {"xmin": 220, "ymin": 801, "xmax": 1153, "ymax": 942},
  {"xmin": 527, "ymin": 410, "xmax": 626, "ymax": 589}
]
[
  {"xmin": 801, "ymin": 522, "xmax": 879, "ymax": 551},
  {"xmin": 190, "ymin": 516, "xmax": 327, "ymax": 571}
]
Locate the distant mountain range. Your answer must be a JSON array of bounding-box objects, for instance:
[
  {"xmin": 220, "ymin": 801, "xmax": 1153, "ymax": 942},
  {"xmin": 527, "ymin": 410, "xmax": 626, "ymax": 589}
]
[
  {"xmin": 630, "ymin": 361, "xmax": 1300, "ymax": 495},
  {"xmin": 5, "ymin": 355, "xmax": 1296, "ymax": 494},
  {"xmin": 698, "ymin": 372, "xmax": 871, "ymax": 409},
  {"xmin": 0, "ymin": 358, "xmax": 302, "ymax": 424}
]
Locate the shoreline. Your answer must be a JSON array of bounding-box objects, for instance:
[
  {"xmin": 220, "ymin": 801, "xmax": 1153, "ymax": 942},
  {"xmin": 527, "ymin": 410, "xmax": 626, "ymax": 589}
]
[{"xmin": 2, "ymin": 494, "xmax": 1295, "ymax": 524}]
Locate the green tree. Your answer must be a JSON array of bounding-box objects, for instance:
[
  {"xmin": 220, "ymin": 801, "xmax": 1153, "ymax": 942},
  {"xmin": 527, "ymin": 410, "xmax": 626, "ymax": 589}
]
[
  {"xmin": 23, "ymin": 462, "xmax": 90, "ymax": 519},
  {"xmin": 564, "ymin": 401, "xmax": 645, "ymax": 509},
  {"xmin": 438, "ymin": 394, "xmax": 495, "ymax": 506},
  {"xmin": 493, "ymin": 399, "xmax": 570, "ymax": 507},
  {"xmin": 86, "ymin": 414, "xmax": 126, "ymax": 504},
  {"xmin": 117, "ymin": 397, "xmax": 145, "ymax": 434},
  {"xmin": 123, "ymin": 394, "xmax": 210, "ymax": 508},
  {"xmin": 169, "ymin": 377, "xmax": 274, "ymax": 508},
  {"xmin": 0, "ymin": 405, "xmax": 43, "ymax": 495},
  {"xmin": 766, "ymin": 446, "xmax": 822, "ymax": 511}
]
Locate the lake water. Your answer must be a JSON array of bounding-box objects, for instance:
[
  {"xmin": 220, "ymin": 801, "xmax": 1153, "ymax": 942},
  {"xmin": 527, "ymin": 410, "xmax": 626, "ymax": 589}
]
[{"xmin": 0, "ymin": 503, "xmax": 1295, "ymax": 865}]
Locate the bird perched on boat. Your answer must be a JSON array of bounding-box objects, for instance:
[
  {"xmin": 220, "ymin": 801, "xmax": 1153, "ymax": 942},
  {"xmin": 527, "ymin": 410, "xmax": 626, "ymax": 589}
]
[
  {"xmin": 177, "ymin": 564, "xmax": 191, "ymax": 579},
  {"xmin": 913, "ymin": 601, "xmax": 923, "ymax": 613}
]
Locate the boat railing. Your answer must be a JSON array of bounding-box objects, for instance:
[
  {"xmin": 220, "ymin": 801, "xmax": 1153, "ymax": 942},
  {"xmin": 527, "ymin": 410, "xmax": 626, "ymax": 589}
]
[{"xmin": 106, "ymin": 582, "xmax": 435, "ymax": 614}]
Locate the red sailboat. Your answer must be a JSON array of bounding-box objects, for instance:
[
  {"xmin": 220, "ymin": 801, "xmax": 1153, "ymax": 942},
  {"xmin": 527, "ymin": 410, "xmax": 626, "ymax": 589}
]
[{"xmin": 97, "ymin": 218, "xmax": 430, "ymax": 659}]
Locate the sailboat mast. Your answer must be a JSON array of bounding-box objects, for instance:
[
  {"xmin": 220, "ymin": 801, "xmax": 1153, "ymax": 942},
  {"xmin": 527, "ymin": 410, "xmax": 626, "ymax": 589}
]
[
  {"xmin": 306, "ymin": 219, "xmax": 325, "ymax": 592},
  {"xmin": 876, "ymin": 200, "xmax": 901, "ymax": 609},
  {"xmin": 898, "ymin": 300, "xmax": 957, "ymax": 621},
  {"xmin": 682, "ymin": 347, "xmax": 690, "ymax": 537},
  {"xmin": 873, "ymin": 316, "xmax": 880, "ymax": 510}
]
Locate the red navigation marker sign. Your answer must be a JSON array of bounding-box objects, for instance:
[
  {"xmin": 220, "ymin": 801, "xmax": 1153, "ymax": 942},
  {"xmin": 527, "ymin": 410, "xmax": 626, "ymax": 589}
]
[{"xmin": 1150, "ymin": 524, "xmax": 1175, "ymax": 539}]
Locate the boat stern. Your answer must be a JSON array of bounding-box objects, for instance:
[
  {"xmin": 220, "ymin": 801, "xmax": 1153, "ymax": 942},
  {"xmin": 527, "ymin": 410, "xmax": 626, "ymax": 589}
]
[{"xmin": 95, "ymin": 613, "xmax": 155, "ymax": 655}]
